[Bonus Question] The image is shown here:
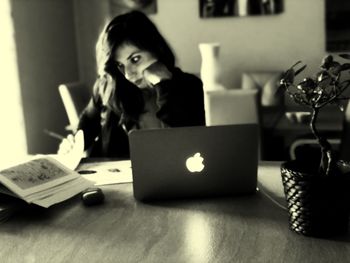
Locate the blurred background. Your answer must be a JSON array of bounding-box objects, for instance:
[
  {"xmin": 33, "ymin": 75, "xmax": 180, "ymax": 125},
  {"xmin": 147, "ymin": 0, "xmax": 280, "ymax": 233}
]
[{"xmin": 0, "ymin": 0, "xmax": 347, "ymax": 158}]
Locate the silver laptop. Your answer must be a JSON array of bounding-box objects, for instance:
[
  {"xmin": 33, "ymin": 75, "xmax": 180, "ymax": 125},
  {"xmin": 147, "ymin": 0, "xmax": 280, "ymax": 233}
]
[{"xmin": 129, "ymin": 124, "xmax": 258, "ymax": 201}]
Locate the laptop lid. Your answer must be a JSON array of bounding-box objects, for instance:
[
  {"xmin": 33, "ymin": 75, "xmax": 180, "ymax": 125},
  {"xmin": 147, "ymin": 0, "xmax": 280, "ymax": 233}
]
[{"xmin": 129, "ymin": 124, "xmax": 258, "ymax": 201}]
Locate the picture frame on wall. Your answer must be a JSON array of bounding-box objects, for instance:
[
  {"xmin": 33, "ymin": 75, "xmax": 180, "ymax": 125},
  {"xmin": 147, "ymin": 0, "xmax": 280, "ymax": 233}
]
[
  {"xmin": 110, "ymin": 0, "xmax": 157, "ymax": 16},
  {"xmin": 200, "ymin": 0, "xmax": 283, "ymax": 18}
]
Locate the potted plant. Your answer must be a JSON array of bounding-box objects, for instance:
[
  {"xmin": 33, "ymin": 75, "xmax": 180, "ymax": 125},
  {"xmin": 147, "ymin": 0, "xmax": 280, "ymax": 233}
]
[{"xmin": 279, "ymin": 54, "xmax": 350, "ymax": 237}]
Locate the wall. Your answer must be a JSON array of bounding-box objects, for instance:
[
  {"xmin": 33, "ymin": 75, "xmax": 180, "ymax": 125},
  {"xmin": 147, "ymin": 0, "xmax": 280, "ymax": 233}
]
[
  {"xmin": 73, "ymin": 0, "xmax": 111, "ymax": 89},
  {"xmin": 75, "ymin": 0, "xmax": 327, "ymax": 90},
  {"xmin": 151, "ymin": 0, "xmax": 326, "ymax": 89},
  {"xmin": 12, "ymin": 0, "xmax": 79, "ymax": 154}
]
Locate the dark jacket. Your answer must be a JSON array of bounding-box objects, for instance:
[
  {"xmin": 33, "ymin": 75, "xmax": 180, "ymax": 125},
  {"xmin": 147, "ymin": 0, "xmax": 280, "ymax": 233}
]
[{"xmin": 78, "ymin": 68, "xmax": 205, "ymax": 157}]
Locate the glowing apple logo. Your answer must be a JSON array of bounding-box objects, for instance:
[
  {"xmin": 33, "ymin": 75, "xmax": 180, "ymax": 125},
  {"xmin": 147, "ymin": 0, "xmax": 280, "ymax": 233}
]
[{"xmin": 186, "ymin": 152, "xmax": 205, "ymax": 173}]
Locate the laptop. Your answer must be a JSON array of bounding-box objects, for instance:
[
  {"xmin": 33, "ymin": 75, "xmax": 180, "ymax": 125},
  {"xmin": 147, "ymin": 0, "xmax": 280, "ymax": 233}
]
[{"xmin": 129, "ymin": 124, "xmax": 258, "ymax": 201}]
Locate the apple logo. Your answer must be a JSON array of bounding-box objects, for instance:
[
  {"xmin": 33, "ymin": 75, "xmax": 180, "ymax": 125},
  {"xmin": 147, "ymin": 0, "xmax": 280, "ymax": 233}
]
[{"xmin": 186, "ymin": 152, "xmax": 205, "ymax": 173}]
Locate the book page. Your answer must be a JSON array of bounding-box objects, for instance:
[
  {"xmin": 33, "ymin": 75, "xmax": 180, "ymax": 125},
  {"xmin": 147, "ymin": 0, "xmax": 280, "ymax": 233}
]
[
  {"xmin": 77, "ymin": 160, "xmax": 133, "ymax": 185},
  {"xmin": 0, "ymin": 156, "xmax": 82, "ymax": 198},
  {"xmin": 31, "ymin": 177, "xmax": 92, "ymax": 208}
]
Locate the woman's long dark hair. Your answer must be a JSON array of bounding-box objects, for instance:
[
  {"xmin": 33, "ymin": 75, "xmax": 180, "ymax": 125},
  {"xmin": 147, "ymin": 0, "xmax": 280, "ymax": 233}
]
[{"xmin": 96, "ymin": 11, "xmax": 176, "ymax": 128}]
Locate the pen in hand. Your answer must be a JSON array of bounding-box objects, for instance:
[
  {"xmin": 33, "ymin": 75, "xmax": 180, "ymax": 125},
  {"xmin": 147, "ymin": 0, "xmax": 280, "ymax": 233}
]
[{"xmin": 43, "ymin": 129, "xmax": 65, "ymax": 140}]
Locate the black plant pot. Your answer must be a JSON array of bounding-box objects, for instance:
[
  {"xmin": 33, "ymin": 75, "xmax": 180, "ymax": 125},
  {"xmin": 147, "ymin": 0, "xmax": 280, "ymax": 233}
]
[{"xmin": 281, "ymin": 160, "xmax": 350, "ymax": 237}]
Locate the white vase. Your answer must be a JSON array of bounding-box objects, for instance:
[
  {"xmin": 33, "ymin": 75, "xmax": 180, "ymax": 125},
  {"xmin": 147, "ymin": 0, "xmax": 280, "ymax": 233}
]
[
  {"xmin": 199, "ymin": 42, "xmax": 225, "ymax": 125},
  {"xmin": 199, "ymin": 42, "xmax": 224, "ymax": 92}
]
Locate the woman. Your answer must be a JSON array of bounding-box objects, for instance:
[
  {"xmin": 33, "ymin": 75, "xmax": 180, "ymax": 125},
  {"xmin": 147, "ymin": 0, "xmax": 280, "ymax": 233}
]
[{"xmin": 59, "ymin": 11, "xmax": 205, "ymax": 157}]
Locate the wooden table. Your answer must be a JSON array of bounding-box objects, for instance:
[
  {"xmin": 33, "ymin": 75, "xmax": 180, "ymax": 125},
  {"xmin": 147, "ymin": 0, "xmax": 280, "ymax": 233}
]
[{"xmin": 1, "ymin": 161, "xmax": 350, "ymax": 263}]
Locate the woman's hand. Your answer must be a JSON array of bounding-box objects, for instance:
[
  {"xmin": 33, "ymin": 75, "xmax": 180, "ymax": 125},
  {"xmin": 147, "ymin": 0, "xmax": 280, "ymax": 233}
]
[
  {"xmin": 143, "ymin": 61, "xmax": 172, "ymax": 87},
  {"xmin": 58, "ymin": 134, "xmax": 74, "ymax": 155},
  {"xmin": 57, "ymin": 130, "xmax": 85, "ymax": 156},
  {"xmin": 56, "ymin": 130, "xmax": 85, "ymax": 170}
]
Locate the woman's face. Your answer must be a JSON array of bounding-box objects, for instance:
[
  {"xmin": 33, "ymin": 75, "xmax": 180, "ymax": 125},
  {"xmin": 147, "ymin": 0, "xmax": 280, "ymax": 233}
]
[{"xmin": 114, "ymin": 42, "xmax": 157, "ymax": 89}]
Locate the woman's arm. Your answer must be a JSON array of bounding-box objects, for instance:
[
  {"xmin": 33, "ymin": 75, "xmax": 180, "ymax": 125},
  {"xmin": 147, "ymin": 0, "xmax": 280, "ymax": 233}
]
[
  {"xmin": 77, "ymin": 78, "xmax": 105, "ymax": 151},
  {"xmin": 154, "ymin": 69, "xmax": 206, "ymax": 127}
]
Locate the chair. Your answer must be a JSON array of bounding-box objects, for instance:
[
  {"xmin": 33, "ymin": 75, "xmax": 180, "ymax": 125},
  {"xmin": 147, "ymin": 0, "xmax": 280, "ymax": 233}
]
[
  {"xmin": 205, "ymin": 89, "xmax": 260, "ymax": 126},
  {"xmin": 241, "ymin": 71, "xmax": 284, "ymax": 108},
  {"xmin": 58, "ymin": 82, "xmax": 91, "ymax": 132},
  {"xmin": 205, "ymin": 89, "xmax": 263, "ymax": 159},
  {"xmin": 289, "ymin": 138, "xmax": 341, "ymax": 160},
  {"xmin": 241, "ymin": 71, "xmax": 286, "ymax": 160}
]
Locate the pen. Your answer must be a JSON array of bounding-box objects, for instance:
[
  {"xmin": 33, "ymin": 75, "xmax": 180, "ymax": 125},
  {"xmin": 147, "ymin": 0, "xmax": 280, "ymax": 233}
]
[{"xmin": 43, "ymin": 129, "xmax": 65, "ymax": 140}]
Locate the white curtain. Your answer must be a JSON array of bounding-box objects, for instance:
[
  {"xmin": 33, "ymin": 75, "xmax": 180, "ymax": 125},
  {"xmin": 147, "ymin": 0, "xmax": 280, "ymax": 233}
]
[{"xmin": 0, "ymin": 0, "xmax": 28, "ymax": 166}]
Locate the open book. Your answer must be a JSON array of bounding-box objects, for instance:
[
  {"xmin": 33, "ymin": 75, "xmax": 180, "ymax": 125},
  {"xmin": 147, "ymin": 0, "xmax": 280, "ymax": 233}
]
[{"xmin": 0, "ymin": 156, "xmax": 93, "ymax": 208}]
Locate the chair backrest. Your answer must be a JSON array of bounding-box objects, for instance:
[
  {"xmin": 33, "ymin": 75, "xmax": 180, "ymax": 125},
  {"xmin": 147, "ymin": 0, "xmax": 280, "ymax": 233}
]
[
  {"xmin": 58, "ymin": 82, "xmax": 91, "ymax": 132},
  {"xmin": 339, "ymin": 100, "xmax": 350, "ymax": 161},
  {"xmin": 205, "ymin": 89, "xmax": 260, "ymax": 126},
  {"xmin": 205, "ymin": 89, "xmax": 263, "ymax": 159},
  {"xmin": 241, "ymin": 71, "xmax": 284, "ymax": 108}
]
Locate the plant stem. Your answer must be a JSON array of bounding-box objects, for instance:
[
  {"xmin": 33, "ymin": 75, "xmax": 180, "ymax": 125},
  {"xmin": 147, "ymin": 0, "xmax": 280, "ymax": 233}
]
[{"xmin": 309, "ymin": 108, "xmax": 334, "ymax": 176}]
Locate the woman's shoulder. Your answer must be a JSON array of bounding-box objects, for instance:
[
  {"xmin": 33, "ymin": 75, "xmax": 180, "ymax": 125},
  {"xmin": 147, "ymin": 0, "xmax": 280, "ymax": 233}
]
[{"xmin": 173, "ymin": 67, "xmax": 202, "ymax": 85}]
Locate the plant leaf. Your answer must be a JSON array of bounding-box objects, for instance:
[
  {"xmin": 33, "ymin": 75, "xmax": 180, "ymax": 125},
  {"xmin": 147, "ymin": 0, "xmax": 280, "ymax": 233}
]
[
  {"xmin": 321, "ymin": 55, "xmax": 333, "ymax": 69},
  {"xmin": 339, "ymin": 54, "xmax": 350, "ymax": 60},
  {"xmin": 341, "ymin": 63, "xmax": 350, "ymax": 71},
  {"xmin": 291, "ymin": 60, "xmax": 302, "ymax": 68},
  {"xmin": 281, "ymin": 69, "xmax": 295, "ymax": 84},
  {"xmin": 295, "ymin": 64, "xmax": 307, "ymax": 76}
]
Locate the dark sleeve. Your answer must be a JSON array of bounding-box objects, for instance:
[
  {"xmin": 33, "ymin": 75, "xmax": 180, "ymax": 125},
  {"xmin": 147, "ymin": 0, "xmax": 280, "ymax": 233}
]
[
  {"xmin": 77, "ymin": 79, "xmax": 104, "ymax": 150},
  {"xmin": 154, "ymin": 71, "xmax": 206, "ymax": 127}
]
